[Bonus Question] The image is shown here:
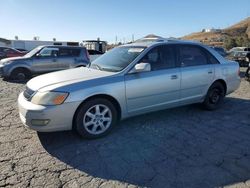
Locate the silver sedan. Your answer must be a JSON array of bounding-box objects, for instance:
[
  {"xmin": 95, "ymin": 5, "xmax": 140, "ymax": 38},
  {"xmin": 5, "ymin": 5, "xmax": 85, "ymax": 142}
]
[{"xmin": 18, "ymin": 39, "xmax": 240, "ymax": 139}]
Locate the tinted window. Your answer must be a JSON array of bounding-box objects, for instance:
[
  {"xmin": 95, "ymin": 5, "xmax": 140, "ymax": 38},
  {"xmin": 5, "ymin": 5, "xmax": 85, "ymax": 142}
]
[
  {"xmin": 71, "ymin": 49, "xmax": 81, "ymax": 56},
  {"xmin": 58, "ymin": 48, "xmax": 81, "ymax": 57},
  {"xmin": 58, "ymin": 48, "xmax": 71, "ymax": 57},
  {"xmin": 207, "ymin": 52, "xmax": 220, "ymax": 64},
  {"xmin": 179, "ymin": 45, "xmax": 208, "ymax": 67},
  {"xmin": 88, "ymin": 50, "xmax": 103, "ymax": 55},
  {"xmin": 39, "ymin": 47, "xmax": 59, "ymax": 57},
  {"xmin": 141, "ymin": 45, "xmax": 176, "ymax": 71}
]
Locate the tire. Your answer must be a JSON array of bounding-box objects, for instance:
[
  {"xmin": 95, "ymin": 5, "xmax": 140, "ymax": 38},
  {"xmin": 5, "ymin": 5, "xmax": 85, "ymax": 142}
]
[
  {"xmin": 74, "ymin": 98, "xmax": 118, "ymax": 139},
  {"xmin": 202, "ymin": 82, "xmax": 225, "ymax": 110},
  {"xmin": 10, "ymin": 68, "xmax": 31, "ymax": 81}
]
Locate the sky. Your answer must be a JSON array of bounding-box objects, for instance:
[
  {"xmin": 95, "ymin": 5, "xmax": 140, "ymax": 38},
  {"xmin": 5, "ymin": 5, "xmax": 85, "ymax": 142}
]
[{"xmin": 0, "ymin": 0, "xmax": 249, "ymax": 44}]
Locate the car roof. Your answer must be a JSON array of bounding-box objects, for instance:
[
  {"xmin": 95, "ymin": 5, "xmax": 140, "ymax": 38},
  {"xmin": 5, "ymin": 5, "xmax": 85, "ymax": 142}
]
[
  {"xmin": 122, "ymin": 38, "xmax": 203, "ymax": 48},
  {"xmin": 38, "ymin": 45, "xmax": 85, "ymax": 49}
]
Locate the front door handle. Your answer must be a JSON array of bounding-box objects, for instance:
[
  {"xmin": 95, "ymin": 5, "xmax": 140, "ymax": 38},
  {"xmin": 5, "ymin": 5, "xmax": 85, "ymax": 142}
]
[
  {"xmin": 171, "ymin": 75, "xmax": 178, "ymax": 79},
  {"xmin": 208, "ymin": 70, "xmax": 213, "ymax": 74}
]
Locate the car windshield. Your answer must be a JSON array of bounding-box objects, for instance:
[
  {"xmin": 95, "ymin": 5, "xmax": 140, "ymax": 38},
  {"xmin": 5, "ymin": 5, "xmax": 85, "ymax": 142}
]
[
  {"xmin": 89, "ymin": 46, "xmax": 145, "ymax": 72},
  {"xmin": 24, "ymin": 46, "xmax": 43, "ymax": 58}
]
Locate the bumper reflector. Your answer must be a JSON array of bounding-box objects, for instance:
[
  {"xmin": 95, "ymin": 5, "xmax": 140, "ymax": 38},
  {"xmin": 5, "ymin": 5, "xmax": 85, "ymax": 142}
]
[{"xmin": 31, "ymin": 119, "xmax": 50, "ymax": 126}]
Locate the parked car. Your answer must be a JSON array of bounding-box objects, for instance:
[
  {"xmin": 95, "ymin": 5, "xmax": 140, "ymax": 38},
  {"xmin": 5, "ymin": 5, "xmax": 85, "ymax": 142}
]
[
  {"xmin": 0, "ymin": 47, "xmax": 26, "ymax": 60},
  {"xmin": 0, "ymin": 45, "xmax": 90, "ymax": 80},
  {"xmin": 228, "ymin": 47, "xmax": 250, "ymax": 67},
  {"xmin": 15, "ymin": 48, "xmax": 29, "ymax": 53},
  {"xmin": 228, "ymin": 47, "xmax": 250, "ymax": 53},
  {"xmin": 88, "ymin": 49, "xmax": 104, "ymax": 62},
  {"xmin": 210, "ymin": 46, "xmax": 227, "ymax": 57},
  {"xmin": 18, "ymin": 40, "xmax": 240, "ymax": 139}
]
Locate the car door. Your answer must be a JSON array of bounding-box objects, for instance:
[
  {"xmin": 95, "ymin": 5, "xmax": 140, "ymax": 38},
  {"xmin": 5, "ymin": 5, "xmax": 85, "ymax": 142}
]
[
  {"xmin": 125, "ymin": 44, "xmax": 181, "ymax": 115},
  {"xmin": 178, "ymin": 44, "xmax": 215, "ymax": 104},
  {"xmin": 56, "ymin": 47, "xmax": 75, "ymax": 70},
  {"xmin": 32, "ymin": 47, "xmax": 60, "ymax": 73}
]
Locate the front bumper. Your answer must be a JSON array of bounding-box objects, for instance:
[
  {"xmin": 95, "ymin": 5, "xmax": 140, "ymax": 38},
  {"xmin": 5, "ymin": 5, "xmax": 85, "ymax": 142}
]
[{"xmin": 18, "ymin": 92, "xmax": 81, "ymax": 132}]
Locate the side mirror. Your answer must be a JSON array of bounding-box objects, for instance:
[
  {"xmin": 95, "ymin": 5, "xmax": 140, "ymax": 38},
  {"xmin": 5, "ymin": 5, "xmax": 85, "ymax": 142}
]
[
  {"xmin": 130, "ymin": 62, "xmax": 151, "ymax": 73},
  {"xmin": 35, "ymin": 53, "xmax": 41, "ymax": 58}
]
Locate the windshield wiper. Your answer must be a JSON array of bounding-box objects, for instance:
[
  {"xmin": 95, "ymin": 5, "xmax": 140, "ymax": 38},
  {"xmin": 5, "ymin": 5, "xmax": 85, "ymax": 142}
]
[
  {"xmin": 101, "ymin": 67, "xmax": 118, "ymax": 72},
  {"xmin": 90, "ymin": 64, "xmax": 103, "ymax": 70}
]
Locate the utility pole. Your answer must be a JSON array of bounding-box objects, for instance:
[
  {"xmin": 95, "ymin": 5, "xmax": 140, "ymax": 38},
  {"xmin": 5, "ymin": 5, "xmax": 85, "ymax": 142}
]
[{"xmin": 132, "ymin": 34, "xmax": 134, "ymax": 42}]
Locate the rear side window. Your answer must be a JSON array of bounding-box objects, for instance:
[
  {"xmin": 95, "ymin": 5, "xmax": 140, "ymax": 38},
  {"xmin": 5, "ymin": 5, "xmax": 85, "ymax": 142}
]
[
  {"xmin": 72, "ymin": 49, "xmax": 81, "ymax": 56},
  {"xmin": 179, "ymin": 45, "xmax": 208, "ymax": 67},
  {"xmin": 58, "ymin": 48, "xmax": 81, "ymax": 57}
]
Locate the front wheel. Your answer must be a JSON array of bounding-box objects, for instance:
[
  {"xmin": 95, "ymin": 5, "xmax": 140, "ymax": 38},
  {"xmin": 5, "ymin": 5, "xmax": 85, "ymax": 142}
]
[
  {"xmin": 74, "ymin": 98, "xmax": 118, "ymax": 139},
  {"xmin": 202, "ymin": 82, "xmax": 225, "ymax": 110},
  {"xmin": 10, "ymin": 68, "xmax": 31, "ymax": 81}
]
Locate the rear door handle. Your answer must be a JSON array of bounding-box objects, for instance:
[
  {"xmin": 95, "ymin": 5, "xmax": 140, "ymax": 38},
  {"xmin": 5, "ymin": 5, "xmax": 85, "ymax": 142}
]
[{"xmin": 171, "ymin": 75, "xmax": 178, "ymax": 79}]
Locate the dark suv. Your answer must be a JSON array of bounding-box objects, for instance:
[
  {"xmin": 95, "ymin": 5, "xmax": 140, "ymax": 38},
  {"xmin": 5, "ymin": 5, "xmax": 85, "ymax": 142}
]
[{"xmin": 0, "ymin": 45, "xmax": 90, "ymax": 80}]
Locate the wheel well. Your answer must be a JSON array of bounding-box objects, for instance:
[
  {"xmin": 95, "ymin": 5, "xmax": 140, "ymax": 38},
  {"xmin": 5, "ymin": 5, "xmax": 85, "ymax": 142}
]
[
  {"xmin": 213, "ymin": 79, "xmax": 227, "ymax": 95},
  {"xmin": 11, "ymin": 67, "xmax": 31, "ymax": 75},
  {"xmin": 72, "ymin": 94, "xmax": 122, "ymax": 129}
]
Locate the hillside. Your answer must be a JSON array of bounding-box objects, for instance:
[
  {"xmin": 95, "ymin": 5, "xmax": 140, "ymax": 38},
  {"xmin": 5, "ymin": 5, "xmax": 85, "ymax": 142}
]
[{"xmin": 182, "ymin": 17, "xmax": 250, "ymax": 42}]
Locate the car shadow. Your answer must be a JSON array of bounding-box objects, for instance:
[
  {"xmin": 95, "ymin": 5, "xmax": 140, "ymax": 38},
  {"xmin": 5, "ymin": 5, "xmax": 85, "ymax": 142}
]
[
  {"xmin": 38, "ymin": 97, "xmax": 250, "ymax": 187},
  {"xmin": 2, "ymin": 78, "xmax": 28, "ymax": 84}
]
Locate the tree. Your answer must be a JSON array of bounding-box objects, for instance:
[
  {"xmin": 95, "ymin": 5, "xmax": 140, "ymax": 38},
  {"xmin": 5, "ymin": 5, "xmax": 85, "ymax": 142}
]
[{"xmin": 224, "ymin": 37, "xmax": 237, "ymax": 50}]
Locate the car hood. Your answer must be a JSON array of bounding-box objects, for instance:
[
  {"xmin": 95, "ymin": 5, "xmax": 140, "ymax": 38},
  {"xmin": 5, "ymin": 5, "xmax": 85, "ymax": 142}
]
[
  {"xmin": 27, "ymin": 67, "xmax": 115, "ymax": 91},
  {"xmin": 0, "ymin": 56, "xmax": 28, "ymax": 64}
]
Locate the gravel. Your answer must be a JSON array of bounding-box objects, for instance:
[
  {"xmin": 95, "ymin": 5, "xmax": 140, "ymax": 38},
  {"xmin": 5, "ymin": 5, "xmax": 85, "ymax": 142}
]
[{"xmin": 0, "ymin": 68, "xmax": 249, "ymax": 188}]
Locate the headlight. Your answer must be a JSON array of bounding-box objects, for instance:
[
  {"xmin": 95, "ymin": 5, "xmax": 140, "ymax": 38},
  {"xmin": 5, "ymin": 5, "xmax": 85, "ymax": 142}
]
[{"xmin": 31, "ymin": 91, "xmax": 69, "ymax": 105}]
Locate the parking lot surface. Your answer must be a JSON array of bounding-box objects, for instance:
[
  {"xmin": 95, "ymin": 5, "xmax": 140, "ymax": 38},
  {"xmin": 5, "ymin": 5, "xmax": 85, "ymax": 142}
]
[{"xmin": 0, "ymin": 68, "xmax": 250, "ymax": 188}]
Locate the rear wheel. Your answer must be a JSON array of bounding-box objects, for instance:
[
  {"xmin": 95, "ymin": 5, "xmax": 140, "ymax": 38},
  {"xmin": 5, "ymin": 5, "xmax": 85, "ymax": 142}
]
[
  {"xmin": 203, "ymin": 82, "xmax": 225, "ymax": 110},
  {"xmin": 10, "ymin": 68, "xmax": 31, "ymax": 81},
  {"xmin": 74, "ymin": 98, "xmax": 118, "ymax": 139}
]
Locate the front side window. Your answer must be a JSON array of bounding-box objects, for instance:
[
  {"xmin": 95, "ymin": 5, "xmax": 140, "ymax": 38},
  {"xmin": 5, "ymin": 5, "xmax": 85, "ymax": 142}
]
[
  {"xmin": 90, "ymin": 46, "xmax": 145, "ymax": 72},
  {"xmin": 179, "ymin": 45, "xmax": 208, "ymax": 67},
  {"xmin": 39, "ymin": 47, "xmax": 59, "ymax": 57},
  {"xmin": 140, "ymin": 45, "xmax": 176, "ymax": 71}
]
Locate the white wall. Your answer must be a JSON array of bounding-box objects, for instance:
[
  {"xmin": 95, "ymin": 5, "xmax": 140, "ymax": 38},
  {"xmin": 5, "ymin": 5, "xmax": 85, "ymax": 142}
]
[{"xmin": 1, "ymin": 39, "xmax": 77, "ymax": 51}]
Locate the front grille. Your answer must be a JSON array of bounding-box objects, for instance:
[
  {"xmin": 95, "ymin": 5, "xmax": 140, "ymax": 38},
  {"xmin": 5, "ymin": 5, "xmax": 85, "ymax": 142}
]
[{"xmin": 23, "ymin": 86, "xmax": 35, "ymax": 100}]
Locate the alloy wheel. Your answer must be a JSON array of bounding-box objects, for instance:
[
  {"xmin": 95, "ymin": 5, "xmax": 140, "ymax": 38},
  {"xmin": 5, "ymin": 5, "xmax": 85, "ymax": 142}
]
[{"xmin": 83, "ymin": 104, "xmax": 112, "ymax": 135}]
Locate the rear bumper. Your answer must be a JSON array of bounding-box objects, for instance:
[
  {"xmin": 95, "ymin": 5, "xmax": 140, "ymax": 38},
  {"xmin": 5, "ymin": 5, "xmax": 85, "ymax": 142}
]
[
  {"xmin": 18, "ymin": 92, "xmax": 81, "ymax": 132},
  {"xmin": 226, "ymin": 77, "xmax": 241, "ymax": 95}
]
